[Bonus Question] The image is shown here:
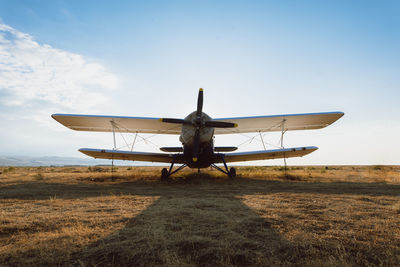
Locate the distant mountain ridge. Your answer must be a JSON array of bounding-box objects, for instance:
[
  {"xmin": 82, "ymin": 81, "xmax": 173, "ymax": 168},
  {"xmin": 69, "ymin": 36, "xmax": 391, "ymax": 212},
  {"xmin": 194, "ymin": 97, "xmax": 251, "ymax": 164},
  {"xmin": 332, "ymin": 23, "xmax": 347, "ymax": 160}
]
[{"xmin": 0, "ymin": 155, "xmax": 133, "ymax": 166}]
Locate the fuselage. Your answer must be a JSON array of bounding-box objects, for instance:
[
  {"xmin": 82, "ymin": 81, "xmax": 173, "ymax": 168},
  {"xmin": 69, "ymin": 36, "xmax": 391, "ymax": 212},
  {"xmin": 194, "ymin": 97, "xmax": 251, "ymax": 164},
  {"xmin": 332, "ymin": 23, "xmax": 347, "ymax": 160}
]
[{"xmin": 179, "ymin": 111, "xmax": 216, "ymax": 168}]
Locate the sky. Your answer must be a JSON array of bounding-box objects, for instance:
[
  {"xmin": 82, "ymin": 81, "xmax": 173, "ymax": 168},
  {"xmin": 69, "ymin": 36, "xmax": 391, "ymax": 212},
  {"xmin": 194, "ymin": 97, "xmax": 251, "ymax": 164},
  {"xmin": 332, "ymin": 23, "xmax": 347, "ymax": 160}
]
[{"xmin": 0, "ymin": 0, "xmax": 399, "ymax": 165}]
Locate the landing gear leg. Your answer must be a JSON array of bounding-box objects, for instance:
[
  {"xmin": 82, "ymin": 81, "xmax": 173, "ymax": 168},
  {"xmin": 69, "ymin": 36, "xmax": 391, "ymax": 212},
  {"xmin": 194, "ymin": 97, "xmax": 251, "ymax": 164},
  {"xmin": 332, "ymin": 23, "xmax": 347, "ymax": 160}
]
[
  {"xmin": 211, "ymin": 155, "xmax": 237, "ymax": 178},
  {"xmin": 160, "ymin": 156, "xmax": 187, "ymax": 181}
]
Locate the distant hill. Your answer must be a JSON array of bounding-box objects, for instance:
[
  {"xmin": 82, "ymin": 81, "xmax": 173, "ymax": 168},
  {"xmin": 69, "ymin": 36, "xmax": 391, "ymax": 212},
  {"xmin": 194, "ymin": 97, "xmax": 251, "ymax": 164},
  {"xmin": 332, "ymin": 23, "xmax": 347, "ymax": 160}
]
[{"xmin": 0, "ymin": 156, "xmax": 134, "ymax": 166}]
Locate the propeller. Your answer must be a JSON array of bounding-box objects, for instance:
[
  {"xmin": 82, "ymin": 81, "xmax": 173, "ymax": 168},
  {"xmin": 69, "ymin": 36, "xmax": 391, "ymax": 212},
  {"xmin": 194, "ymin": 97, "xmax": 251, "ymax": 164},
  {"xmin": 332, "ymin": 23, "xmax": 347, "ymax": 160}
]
[
  {"xmin": 205, "ymin": 121, "xmax": 237, "ymax": 128},
  {"xmin": 159, "ymin": 118, "xmax": 192, "ymax": 125},
  {"xmin": 196, "ymin": 88, "xmax": 203, "ymax": 118},
  {"xmin": 161, "ymin": 118, "xmax": 237, "ymax": 128},
  {"xmin": 192, "ymin": 88, "xmax": 203, "ymax": 162},
  {"xmin": 159, "ymin": 88, "xmax": 238, "ymax": 162}
]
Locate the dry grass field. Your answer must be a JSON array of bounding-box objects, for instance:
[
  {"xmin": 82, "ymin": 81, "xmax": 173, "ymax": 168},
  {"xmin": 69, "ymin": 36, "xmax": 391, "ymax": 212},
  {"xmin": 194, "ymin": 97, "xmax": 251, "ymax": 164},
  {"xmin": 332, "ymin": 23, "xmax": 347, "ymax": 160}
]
[{"xmin": 0, "ymin": 165, "xmax": 399, "ymax": 266}]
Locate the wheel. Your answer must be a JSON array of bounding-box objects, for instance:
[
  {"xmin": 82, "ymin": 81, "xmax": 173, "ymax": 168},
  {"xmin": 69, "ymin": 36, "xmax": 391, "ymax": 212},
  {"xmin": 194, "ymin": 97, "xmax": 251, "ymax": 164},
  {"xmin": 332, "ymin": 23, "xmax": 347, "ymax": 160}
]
[
  {"xmin": 161, "ymin": 168, "xmax": 169, "ymax": 181},
  {"xmin": 228, "ymin": 167, "xmax": 236, "ymax": 178}
]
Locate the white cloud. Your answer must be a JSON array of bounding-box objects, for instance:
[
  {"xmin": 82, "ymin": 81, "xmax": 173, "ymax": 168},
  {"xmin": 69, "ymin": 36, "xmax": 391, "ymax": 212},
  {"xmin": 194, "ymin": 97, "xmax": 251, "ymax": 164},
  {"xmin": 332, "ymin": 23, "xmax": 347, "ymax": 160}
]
[{"xmin": 0, "ymin": 23, "xmax": 119, "ymax": 113}]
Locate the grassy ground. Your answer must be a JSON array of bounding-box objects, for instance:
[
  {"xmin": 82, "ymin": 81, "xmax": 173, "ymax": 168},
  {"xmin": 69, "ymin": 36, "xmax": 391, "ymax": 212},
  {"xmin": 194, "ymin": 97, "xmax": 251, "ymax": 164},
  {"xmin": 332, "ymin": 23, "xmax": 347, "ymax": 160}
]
[{"xmin": 0, "ymin": 165, "xmax": 399, "ymax": 266}]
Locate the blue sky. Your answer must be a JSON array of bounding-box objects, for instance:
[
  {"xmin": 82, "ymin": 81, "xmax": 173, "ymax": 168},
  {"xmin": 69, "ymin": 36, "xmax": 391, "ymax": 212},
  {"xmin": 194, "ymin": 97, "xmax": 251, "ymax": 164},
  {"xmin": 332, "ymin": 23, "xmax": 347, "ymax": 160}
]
[{"xmin": 0, "ymin": 0, "xmax": 399, "ymax": 165}]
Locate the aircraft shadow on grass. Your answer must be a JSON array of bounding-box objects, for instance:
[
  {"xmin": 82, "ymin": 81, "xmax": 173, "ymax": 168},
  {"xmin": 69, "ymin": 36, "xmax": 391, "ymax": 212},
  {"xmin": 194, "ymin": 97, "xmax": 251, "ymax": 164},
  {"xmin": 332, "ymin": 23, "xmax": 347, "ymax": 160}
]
[
  {"xmin": 1, "ymin": 176, "xmax": 400, "ymax": 265},
  {"xmin": 74, "ymin": 189, "xmax": 289, "ymax": 266},
  {"xmin": 2, "ymin": 176, "xmax": 399, "ymax": 200}
]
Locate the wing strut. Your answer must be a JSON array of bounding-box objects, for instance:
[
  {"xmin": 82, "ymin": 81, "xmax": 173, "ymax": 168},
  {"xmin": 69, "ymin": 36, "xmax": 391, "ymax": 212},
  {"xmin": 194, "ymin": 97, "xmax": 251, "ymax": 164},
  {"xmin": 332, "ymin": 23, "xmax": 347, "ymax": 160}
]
[
  {"xmin": 111, "ymin": 121, "xmax": 117, "ymax": 149},
  {"xmin": 130, "ymin": 132, "xmax": 138, "ymax": 151},
  {"xmin": 110, "ymin": 121, "xmax": 116, "ymax": 176},
  {"xmin": 280, "ymin": 119, "xmax": 288, "ymax": 174},
  {"xmin": 257, "ymin": 118, "xmax": 288, "ymax": 174},
  {"xmin": 259, "ymin": 131, "xmax": 267, "ymax": 150}
]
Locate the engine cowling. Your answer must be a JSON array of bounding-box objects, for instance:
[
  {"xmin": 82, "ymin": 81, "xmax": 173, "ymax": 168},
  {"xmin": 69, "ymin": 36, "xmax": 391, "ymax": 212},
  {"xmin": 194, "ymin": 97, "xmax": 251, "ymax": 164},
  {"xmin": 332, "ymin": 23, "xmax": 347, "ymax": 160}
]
[{"xmin": 179, "ymin": 111, "xmax": 214, "ymax": 145}]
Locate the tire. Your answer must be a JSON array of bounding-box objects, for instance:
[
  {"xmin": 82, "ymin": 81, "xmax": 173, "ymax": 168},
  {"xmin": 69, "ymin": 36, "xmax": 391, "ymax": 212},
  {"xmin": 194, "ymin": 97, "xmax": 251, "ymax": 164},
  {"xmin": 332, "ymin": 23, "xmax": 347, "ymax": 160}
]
[
  {"xmin": 229, "ymin": 167, "xmax": 236, "ymax": 178},
  {"xmin": 161, "ymin": 168, "xmax": 169, "ymax": 181}
]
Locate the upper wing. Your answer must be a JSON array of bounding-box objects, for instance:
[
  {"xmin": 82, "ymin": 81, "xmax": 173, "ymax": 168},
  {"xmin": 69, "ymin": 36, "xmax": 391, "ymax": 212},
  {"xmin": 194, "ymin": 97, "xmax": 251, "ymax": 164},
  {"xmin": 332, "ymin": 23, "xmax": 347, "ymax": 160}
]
[
  {"xmin": 213, "ymin": 112, "xmax": 344, "ymax": 134},
  {"xmin": 52, "ymin": 111, "xmax": 343, "ymax": 135},
  {"xmin": 79, "ymin": 148, "xmax": 181, "ymax": 163},
  {"xmin": 220, "ymin": 146, "xmax": 318, "ymax": 163},
  {"xmin": 52, "ymin": 114, "xmax": 181, "ymax": 134}
]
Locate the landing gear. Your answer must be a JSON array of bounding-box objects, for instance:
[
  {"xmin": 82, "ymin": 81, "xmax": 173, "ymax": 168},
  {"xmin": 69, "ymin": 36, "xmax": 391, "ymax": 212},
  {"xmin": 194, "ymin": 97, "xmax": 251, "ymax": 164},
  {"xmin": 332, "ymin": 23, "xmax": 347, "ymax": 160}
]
[
  {"xmin": 160, "ymin": 156, "xmax": 187, "ymax": 180},
  {"xmin": 210, "ymin": 155, "xmax": 237, "ymax": 178},
  {"xmin": 228, "ymin": 167, "xmax": 236, "ymax": 178}
]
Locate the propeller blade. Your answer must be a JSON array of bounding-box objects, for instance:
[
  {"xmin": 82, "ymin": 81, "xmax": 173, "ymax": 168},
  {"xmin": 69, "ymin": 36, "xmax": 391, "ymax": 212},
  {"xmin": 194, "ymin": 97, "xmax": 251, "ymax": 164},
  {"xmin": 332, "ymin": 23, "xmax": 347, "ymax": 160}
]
[
  {"xmin": 196, "ymin": 88, "xmax": 203, "ymax": 118},
  {"xmin": 204, "ymin": 121, "xmax": 238, "ymax": 128},
  {"xmin": 160, "ymin": 118, "xmax": 192, "ymax": 125},
  {"xmin": 192, "ymin": 128, "xmax": 200, "ymax": 162}
]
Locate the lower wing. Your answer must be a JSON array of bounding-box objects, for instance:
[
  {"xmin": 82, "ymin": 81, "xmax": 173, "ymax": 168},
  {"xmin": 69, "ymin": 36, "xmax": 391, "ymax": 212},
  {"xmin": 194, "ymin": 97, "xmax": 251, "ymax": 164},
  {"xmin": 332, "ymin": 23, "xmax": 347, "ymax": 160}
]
[
  {"xmin": 79, "ymin": 146, "xmax": 317, "ymax": 164},
  {"xmin": 220, "ymin": 146, "xmax": 318, "ymax": 163},
  {"xmin": 79, "ymin": 148, "xmax": 178, "ymax": 163}
]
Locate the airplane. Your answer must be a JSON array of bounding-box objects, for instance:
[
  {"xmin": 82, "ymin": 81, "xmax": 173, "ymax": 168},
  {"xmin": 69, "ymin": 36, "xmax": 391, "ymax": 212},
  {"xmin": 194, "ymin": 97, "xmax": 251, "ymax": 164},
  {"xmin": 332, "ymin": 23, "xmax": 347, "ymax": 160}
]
[{"xmin": 52, "ymin": 89, "xmax": 344, "ymax": 180}]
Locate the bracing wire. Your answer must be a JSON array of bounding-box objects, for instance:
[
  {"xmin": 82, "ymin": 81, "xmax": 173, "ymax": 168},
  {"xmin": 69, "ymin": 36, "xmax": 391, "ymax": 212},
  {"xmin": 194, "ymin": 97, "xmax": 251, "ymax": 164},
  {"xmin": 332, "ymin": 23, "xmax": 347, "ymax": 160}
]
[{"xmin": 110, "ymin": 121, "xmax": 175, "ymax": 151}]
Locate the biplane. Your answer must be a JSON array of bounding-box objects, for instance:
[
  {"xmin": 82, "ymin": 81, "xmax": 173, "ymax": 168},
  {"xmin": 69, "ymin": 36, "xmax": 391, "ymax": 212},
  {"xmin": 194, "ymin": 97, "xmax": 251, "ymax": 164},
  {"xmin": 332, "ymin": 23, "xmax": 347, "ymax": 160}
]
[{"xmin": 52, "ymin": 89, "xmax": 343, "ymax": 179}]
